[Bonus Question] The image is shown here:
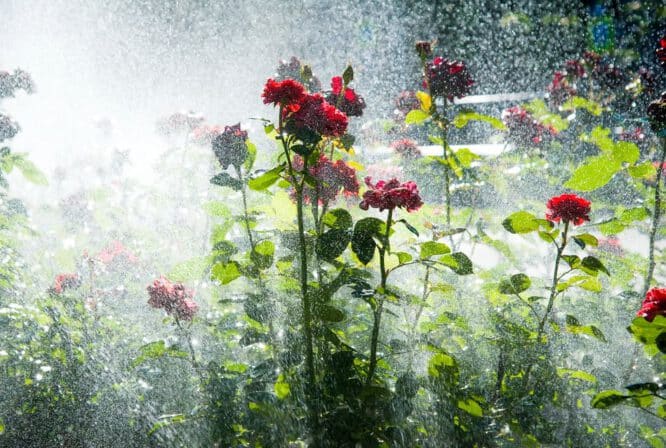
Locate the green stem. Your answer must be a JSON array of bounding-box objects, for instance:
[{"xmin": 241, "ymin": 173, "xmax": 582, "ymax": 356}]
[
  {"xmin": 278, "ymin": 108, "xmax": 318, "ymax": 432},
  {"xmin": 643, "ymin": 137, "xmax": 666, "ymax": 297},
  {"xmin": 523, "ymin": 221, "xmax": 569, "ymax": 388},
  {"xmin": 367, "ymin": 208, "xmax": 393, "ymax": 385}
]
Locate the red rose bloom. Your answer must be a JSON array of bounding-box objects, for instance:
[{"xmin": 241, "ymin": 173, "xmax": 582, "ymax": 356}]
[
  {"xmin": 190, "ymin": 124, "xmax": 223, "ymax": 146},
  {"xmin": 97, "ymin": 241, "xmax": 139, "ymax": 265},
  {"xmin": 285, "ymin": 93, "xmax": 348, "ymax": 138},
  {"xmin": 359, "ymin": 177, "xmax": 423, "ymax": 212},
  {"xmin": 545, "ymin": 194, "xmax": 591, "ymax": 226},
  {"xmin": 637, "ymin": 287, "xmax": 666, "ymax": 322},
  {"xmin": 51, "ymin": 273, "xmax": 81, "ymax": 294},
  {"xmin": 262, "ymin": 78, "xmax": 306, "ymax": 108},
  {"xmin": 657, "ymin": 36, "xmax": 666, "ymax": 67},
  {"xmin": 425, "ymin": 57, "xmax": 474, "ymax": 101},
  {"xmin": 291, "ymin": 154, "xmax": 359, "ymax": 205},
  {"xmin": 547, "ymin": 71, "xmax": 577, "ymax": 107},
  {"xmin": 147, "ymin": 276, "xmax": 198, "ymax": 321},
  {"xmin": 326, "ymin": 76, "xmax": 366, "ymax": 117}
]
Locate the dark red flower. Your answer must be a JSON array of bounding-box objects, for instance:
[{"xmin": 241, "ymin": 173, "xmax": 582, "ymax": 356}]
[
  {"xmin": 291, "ymin": 154, "xmax": 359, "ymax": 205},
  {"xmin": 565, "ymin": 59, "xmax": 586, "ymax": 78},
  {"xmin": 391, "ymin": 139, "xmax": 422, "ymax": 159},
  {"xmin": 50, "ymin": 273, "xmax": 81, "ymax": 294},
  {"xmin": 502, "ymin": 106, "xmax": 556, "ymax": 147},
  {"xmin": 262, "ymin": 78, "xmax": 306, "ymax": 108},
  {"xmin": 147, "ymin": 276, "xmax": 198, "ymax": 321},
  {"xmin": 212, "ymin": 123, "xmax": 249, "ymax": 169},
  {"xmin": 647, "ymin": 92, "xmax": 666, "ymax": 134},
  {"xmin": 326, "ymin": 76, "xmax": 366, "ymax": 117},
  {"xmin": 359, "ymin": 177, "xmax": 423, "ymax": 212},
  {"xmin": 545, "ymin": 194, "xmax": 591, "ymax": 226},
  {"xmin": 285, "ymin": 93, "xmax": 348, "ymax": 138},
  {"xmin": 424, "ymin": 57, "xmax": 474, "ymax": 101},
  {"xmin": 637, "ymin": 287, "xmax": 666, "ymax": 322},
  {"xmin": 547, "ymin": 71, "xmax": 577, "ymax": 107}
]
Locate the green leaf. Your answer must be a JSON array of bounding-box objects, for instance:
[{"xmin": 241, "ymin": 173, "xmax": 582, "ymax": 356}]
[
  {"xmin": 628, "ymin": 161, "xmax": 657, "ymax": 179},
  {"xmin": 251, "ymin": 240, "xmax": 275, "ymax": 269},
  {"xmin": 351, "ymin": 217, "xmax": 385, "ymax": 265},
  {"xmin": 397, "ymin": 219, "xmax": 419, "ymax": 237},
  {"xmin": 322, "ymin": 208, "xmax": 353, "ymax": 230},
  {"xmin": 316, "ymin": 229, "xmax": 351, "ymax": 262},
  {"xmin": 562, "ymin": 255, "xmax": 581, "ymax": 269},
  {"xmin": 580, "ymin": 256, "xmax": 610, "ymax": 276},
  {"xmin": 439, "ymin": 252, "xmax": 473, "ymax": 275},
  {"xmin": 556, "ymin": 368, "xmax": 597, "ymax": 384},
  {"xmin": 148, "ymin": 414, "xmax": 187, "ymax": 436},
  {"xmin": 591, "ymin": 390, "xmax": 630, "ymax": 409},
  {"xmin": 420, "ymin": 241, "xmax": 451, "ymax": 258},
  {"xmin": 498, "ymin": 273, "xmax": 531, "ymax": 294},
  {"xmin": 248, "ymin": 164, "xmax": 285, "ymax": 191},
  {"xmin": 342, "ymin": 65, "xmax": 354, "ymax": 85},
  {"xmin": 502, "ymin": 211, "xmax": 540, "ymax": 234},
  {"xmin": 416, "ymin": 91, "xmax": 432, "ymax": 112},
  {"xmin": 132, "ymin": 341, "xmax": 188, "ymax": 368},
  {"xmin": 316, "ymin": 305, "xmax": 345, "ymax": 322},
  {"xmin": 168, "ymin": 256, "xmax": 211, "ymax": 281},
  {"xmin": 394, "ymin": 252, "xmax": 413, "ymax": 264},
  {"xmin": 452, "ymin": 111, "xmax": 506, "ymax": 130},
  {"xmin": 628, "ymin": 315, "xmax": 666, "ymax": 350},
  {"xmin": 565, "ymin": 317, "xmax": 607, "ymax": 342},
  {"xmin": 612, "ymin": 141, "xmax": 640, "ymax": 164},
  {"xmin": 6, "ymin": 153, "xmax": 48, "ymax": 185},
  {"xmin": 457, "ymin": 398, "xmax": 484, "ymax": 417},
  {"xmin": 561, "ymin": 96, "xmax": 603, "ymax": 116},
  {"xmin": 455, "ymin": 148, "xmax": 481, "ymax": 168},
  {"xmin": 564, "ymin": 155, "xmax": 621, "ymax": 191},
  {"xmin": 524, "ymin": 99, "xmax": 569, "ymax": 132},
  {"xmin": 211, "ymin": 262, "xmax": 241, "ymax": 285},
  {"xmin": 573, "ymin": 233, "xmax": 598, "ymax": 248},
  {"xmin": 274, "ymin": 374, "xmax": 291, "ymax": 399},
  {"xmin": 244, "ymin": 141, "xmax": 257, "ymax": 171},
  {"xmin": 210, "ymin": 172, "xmax": 243, "ymax": 190},
  {"xmin": 405, "ymin": 109, "xmax": 430, "ymax": 125}
]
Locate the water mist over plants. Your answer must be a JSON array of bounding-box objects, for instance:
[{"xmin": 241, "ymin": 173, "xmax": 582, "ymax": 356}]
[{"xmin": 1, "ymin": 1, "xmax": 666, "ymax": 447}]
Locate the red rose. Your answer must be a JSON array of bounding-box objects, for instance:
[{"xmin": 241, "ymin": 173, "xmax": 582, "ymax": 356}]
[
  {"xmin": 326, "ymin": 76, "xmax": 366, "ymax": 117},
  {"xmin": 391, "ymin": 139, "xmax": 422, "ymax": 159},
  {"xmin": 262, "ymin": 78, "xmax": 306, "ymax": 108},
  {"xmin": 502, "ymin": 106, "xmax": 556, "ymax": 147},
  {"xmin": 547, "ymin": 71, "xmax": 577, "ymax": 108},
  {"xmin": 285, "ymin": 93, "xmax": 348, "ymax": 138},
  {"xmin": 359, "ymin": 177, "xmax": 423, "ymax": 212},
  {"xmin": 425, "ymin": 57, "xmax": 474, "ymax": 101},
  {"xmin": 545, "ymin": 194, "xmax": 591, "ymax": 226},
  {"xmin": 637, "ymin": 287, "xmax": 666, "ymax": 322},
  {"xmin": 147, "ymin": 276, "xmax": 198, "ymax": 321},
  {"xmin": 657, "ymin": 36, "xmax": 666, "ymax": 67},
  {"xmin": 51, "ymin": 273, "xmax": 81, "ymax": 294},
  {"xmin": 290, "ymin": 155, "xmax": 359, "ymax": 205}
]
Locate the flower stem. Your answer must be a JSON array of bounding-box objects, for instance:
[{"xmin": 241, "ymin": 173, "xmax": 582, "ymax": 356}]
[
  {"xmin": 278, "ymin": 108, "xmax": 318, "ymax": 433},
  {"xmin": 643, "ymin": 137, "xmax": 666, "ymax": 298},
  {"xmin": 366, "ymin": 208, "xmax": 393, "ymax": 386},
  {"xmin": 522, "ymin": 221, "xmax": 569, "ymax": 388}
]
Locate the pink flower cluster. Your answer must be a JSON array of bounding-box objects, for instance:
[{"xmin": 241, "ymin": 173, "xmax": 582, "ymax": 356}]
[
  {"xmin": 50, "ymin": 273, "xmax": 81, "ymax": 295},
  {"xmin": 359, "ymin": 177, "xmax": 423, "ymax": 213},
  {"xmin": 147, "ymin": 276, "xmax": 199, "ymax": 321},
  {"xmin": 292, "ymin": 155, "xmax": 359, "ymax": 205},
  {"xmin": 424, "ymin": 57, "xmax": 474, "ymax": 101},
  {"xmin": 502, "ymin": 106, "xmax": 557, "ymax": 147},
  {"xmin": 326, "ymin": 76, "xmax": 366, "ymax": 117},
  {"xmin": 391, "ymin": 139, "xmax": 422, "ymax": 159},
  {"xmin": 190, "ymin": 124, "xmax": 223, "ymax": 146},
  {"xmin": 97, "ymin": 241, "xmax": 139, "ymax": 266}
]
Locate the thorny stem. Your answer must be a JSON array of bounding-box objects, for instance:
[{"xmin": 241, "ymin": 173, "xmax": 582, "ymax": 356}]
[
  {"xmin": 367, "ymin": 208, "xmax": 393, "ymax": 386},
  {"xmin": 278, "ymin": 108, "xmax": 319, "ymax": 433},
  {"xmin": 523, "ymin": 221, "xmax": 569, "ymax": 388}
]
